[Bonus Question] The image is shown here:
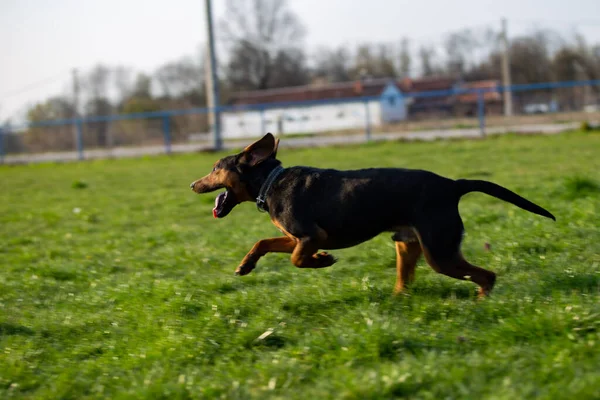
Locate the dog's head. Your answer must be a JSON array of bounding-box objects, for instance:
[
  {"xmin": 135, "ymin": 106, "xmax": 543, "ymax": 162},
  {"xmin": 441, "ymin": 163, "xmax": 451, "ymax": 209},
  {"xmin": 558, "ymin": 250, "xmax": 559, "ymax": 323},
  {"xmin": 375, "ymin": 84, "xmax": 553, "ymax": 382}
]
[{"xmin": 190, "ymin": 133, "xmax": 280, "ymax": 218}]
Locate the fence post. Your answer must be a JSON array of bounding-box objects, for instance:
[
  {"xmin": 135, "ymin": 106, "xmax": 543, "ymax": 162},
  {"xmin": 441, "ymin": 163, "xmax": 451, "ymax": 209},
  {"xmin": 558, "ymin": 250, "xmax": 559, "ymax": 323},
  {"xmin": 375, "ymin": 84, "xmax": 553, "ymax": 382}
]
[
  {"xmin": 364, "ymin": 99, "xmax": 372, "ymax": 142},
  {"xmin": 162, "ymin": 114, "xmax": 172, "ymax": 154},
  {"xmin": 76, "ymin": 119, "xmax": 84, "ymax": 160},
  {"xmin": 0, "ymin": 126, "xmax": 5, "ymax": 164},
  {"xmin": 477, "ymin": 90, "xmax": 486, "ymax": 137}
]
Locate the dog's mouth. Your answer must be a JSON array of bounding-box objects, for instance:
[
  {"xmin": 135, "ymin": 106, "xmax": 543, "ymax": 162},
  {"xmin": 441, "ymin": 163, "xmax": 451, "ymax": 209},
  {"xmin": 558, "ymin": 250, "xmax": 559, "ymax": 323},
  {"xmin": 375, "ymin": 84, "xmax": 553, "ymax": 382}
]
[{"xmin": 213, "ymin": 189, "xmax": 238, "ymax": 218}]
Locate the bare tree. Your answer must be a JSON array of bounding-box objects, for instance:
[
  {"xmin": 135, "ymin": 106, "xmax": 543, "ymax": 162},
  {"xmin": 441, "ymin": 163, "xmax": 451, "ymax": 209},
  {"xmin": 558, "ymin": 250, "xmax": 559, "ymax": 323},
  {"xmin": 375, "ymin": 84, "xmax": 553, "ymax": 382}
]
[
  {"xmin": 154, "ymin": 56, "xmax": 204, "ymax": 99},
  {"xmin": 220, "ymin": 0, "xmax": 309, "ymax": 90},
  {"xmin": 463, "ymin": 51, "xmax": 502, "ymax": 81},
  {"xmin": 312, "ymin": 46, "xmax": 352, "ymax": 82},
  {"xmin": 350, "ymin": 43, "xmax": 396, "ymax": 79},
  {"xmin": 444, "ymin": 29, "xmax": 479, "ymax": 77},
  {"xmin": 509, "ymin": 34, "xmax": 553, "ymax": 84},
  {"xmin": 353, "ymin": 45, "xmax": 372, "ymax": 79},
  {"xmin": 120, "ymin": 73, "xmax": 162, "ymax": 115},
  {"xmin": 418, "ymin": 45, "xmax": 438, "ymax": 77},
  {"xmin": 592, "ymin": 44, "xmax": 600, "ymax": 64},
  {"xmin": 590, "ymin": 44, "xmax": 600, "ymax": 82},
  {"xmin": 459, "ymin": 28, "xmax": 502, "ymax": 81},
  {"xmin": 85, "ymin": 64, "xmax": 111, "ymax": 101},
  {"xmin": 571, "ymin": 35, "xmax": 600, "ymax": 80},
  {"xmin": 82, "ymin": 64, "xmax": 112, "ymax": 146},
  {"xmin": 553, "ymin": 49, "xmax": 584, "ymax": 82},
  {"xmin": 398, "ymin": 37, "xmax": 411, "ymax": 77},
  {"xmin": 374, "ymin": 44, "xmax": 397, "ymax": 77},
  {"xmin": 132, "ymin": 73, "xmax": 153, "ymax": 98},
  {"xmin": 113, "ymin": 66, "xmax": 134, "ymax": 105},
  {"xmin": 269, "ymin": 48, "xmax": 310, "ymax": 87}
]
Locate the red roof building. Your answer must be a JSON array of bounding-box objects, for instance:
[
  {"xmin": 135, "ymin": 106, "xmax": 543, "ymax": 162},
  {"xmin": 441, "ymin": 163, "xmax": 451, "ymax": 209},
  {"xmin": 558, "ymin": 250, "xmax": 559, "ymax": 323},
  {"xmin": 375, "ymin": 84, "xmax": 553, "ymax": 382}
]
[{"xmin": 227, "ymin": 76, "xmax": 503, "ymax": 118}]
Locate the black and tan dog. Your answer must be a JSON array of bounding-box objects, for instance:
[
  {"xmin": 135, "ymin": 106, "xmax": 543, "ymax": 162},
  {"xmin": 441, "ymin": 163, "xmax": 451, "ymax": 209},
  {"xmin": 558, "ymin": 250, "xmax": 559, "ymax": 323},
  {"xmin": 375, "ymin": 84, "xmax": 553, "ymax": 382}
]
[{"xmin": 190, "ymin": 133, "xmax": 555, "ymax": 298}]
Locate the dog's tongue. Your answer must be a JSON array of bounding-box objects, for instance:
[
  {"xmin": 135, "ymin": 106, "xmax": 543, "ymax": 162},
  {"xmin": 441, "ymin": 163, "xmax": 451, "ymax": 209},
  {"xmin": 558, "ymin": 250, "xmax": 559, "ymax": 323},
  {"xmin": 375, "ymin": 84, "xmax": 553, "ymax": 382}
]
[{"xmin": 213, "ymin": 191, "xmax": 227, "ymax": 218}]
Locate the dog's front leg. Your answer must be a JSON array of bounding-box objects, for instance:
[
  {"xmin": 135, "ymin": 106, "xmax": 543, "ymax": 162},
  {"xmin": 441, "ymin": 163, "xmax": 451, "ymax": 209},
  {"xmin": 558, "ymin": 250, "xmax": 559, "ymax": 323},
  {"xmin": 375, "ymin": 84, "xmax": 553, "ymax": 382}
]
[{"xmin": 235, "ymin": 237, "xmax": 297, "ymax": 276}]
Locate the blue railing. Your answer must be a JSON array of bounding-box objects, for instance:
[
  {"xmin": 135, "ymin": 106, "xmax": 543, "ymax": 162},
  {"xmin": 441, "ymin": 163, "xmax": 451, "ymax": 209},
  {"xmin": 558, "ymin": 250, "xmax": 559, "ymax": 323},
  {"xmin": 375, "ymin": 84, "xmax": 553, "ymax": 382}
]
[{"xmin": 1, "ymin": 79, "xmax": 599, "ymax": 162}]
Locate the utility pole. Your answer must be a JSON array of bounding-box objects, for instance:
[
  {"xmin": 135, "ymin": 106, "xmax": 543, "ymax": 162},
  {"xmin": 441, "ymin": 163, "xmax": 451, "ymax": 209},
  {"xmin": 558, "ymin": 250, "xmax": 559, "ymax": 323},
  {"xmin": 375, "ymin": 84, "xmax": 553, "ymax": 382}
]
[
  {"xmin": 204, "ymin": 0, "xmax": 222, "ymax": 150},
  {"xmin": 73, "ymin": 68, "xmax": 83, "ymax": 160},
  {"xmin": 72, "ymin": 68, "xmax": 79, "ymax": 121},
  {"xmin": 72, "ymin": 68, "xmax": 83, "ymax": 159},
  {"xmin": 501, "ymin": 18, "xmax": 513, "ymax": 116},
  {"xmin": 205, "ymin": 46, "xmax": 214, "ymax": 135}
]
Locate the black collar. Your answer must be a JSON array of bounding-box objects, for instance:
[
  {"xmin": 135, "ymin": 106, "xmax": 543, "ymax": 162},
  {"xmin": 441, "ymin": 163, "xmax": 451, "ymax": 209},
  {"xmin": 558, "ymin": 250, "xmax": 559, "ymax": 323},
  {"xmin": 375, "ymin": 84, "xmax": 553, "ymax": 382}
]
[{"xmin": 256, "ymin": 165, "xmax": 285, "ymax": 212}]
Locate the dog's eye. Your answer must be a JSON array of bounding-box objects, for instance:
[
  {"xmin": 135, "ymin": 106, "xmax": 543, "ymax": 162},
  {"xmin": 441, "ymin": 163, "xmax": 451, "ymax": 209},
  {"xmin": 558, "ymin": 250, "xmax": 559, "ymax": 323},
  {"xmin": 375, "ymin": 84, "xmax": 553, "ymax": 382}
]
[{"xmin": 212, "ymin": 166, "xmax": 217, "ymax": 172}]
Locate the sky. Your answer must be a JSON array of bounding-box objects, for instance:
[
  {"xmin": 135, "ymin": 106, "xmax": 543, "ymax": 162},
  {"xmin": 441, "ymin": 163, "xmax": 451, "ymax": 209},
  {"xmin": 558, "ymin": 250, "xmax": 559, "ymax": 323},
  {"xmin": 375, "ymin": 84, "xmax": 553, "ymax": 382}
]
[{"xmin": 1, "ymin": 0, "xmax": 600, "ymax": 123}]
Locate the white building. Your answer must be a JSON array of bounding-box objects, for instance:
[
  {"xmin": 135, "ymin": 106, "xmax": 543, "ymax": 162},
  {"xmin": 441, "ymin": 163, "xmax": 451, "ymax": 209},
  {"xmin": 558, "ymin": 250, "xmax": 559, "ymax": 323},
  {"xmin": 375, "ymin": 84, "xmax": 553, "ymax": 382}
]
[{"xmin": 221, "ymin": 80, "xmax": 407, "ymax": 139}]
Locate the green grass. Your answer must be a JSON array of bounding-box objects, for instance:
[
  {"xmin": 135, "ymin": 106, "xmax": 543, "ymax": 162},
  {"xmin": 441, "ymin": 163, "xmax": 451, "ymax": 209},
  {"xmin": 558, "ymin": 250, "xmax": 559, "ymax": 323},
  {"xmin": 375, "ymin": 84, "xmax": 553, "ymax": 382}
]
[{"xmin": 1, "ymin": 132, "xmax": 599, "ymax": 399}]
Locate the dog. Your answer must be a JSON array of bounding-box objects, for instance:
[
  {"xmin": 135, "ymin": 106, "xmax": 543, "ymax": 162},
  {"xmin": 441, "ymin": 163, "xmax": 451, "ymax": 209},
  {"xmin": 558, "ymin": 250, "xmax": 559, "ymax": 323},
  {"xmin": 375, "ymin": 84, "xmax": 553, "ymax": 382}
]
[{"xmin": 190, "ymin": 133, "xmax": 555, "ymax": 298}]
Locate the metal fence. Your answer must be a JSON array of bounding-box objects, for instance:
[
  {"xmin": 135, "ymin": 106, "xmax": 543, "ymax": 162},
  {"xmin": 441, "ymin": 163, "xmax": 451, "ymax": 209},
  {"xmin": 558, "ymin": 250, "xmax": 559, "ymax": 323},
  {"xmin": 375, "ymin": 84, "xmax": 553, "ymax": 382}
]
[{"xmin": 1, "ymin": 79, "xmax": 599, "ymax": 163}]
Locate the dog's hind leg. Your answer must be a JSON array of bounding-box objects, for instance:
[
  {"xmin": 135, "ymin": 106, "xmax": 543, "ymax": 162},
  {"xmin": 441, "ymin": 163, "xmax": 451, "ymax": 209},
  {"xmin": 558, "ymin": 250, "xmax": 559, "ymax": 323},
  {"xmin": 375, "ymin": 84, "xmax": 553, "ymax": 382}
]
[
  {"xmin": 392, "ymin": 229, "xmax": 422, "ymax": 295},
  {"xmin": 415, "ymin": 210, "xmax": 496, "ymax": 298},
  {"xmin": 235, "ymin": 237, "xmax": 296, "ymax": 276},
  {"xmin": 290, "ymin": 237, "xmax": 337, "ymax": 269}
]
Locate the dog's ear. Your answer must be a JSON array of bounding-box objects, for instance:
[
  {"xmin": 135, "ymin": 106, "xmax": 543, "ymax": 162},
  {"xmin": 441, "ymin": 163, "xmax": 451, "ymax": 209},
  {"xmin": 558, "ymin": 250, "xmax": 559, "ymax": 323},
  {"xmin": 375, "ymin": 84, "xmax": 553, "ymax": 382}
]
[{"xmin": 240, "ymin": 133, "xmax": 278, "ymax": 166}]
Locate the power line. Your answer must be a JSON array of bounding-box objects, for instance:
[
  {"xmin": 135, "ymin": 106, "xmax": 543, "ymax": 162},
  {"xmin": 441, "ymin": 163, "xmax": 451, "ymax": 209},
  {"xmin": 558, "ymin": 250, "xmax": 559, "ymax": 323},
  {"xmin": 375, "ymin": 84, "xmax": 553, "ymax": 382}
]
[
  {"xmin": 513, "ymin": 19, "xmax": 600, "ymax": 27},
  {"xmin": 0, "ymin": 70, "xmax": 70, "ymax": 100}
]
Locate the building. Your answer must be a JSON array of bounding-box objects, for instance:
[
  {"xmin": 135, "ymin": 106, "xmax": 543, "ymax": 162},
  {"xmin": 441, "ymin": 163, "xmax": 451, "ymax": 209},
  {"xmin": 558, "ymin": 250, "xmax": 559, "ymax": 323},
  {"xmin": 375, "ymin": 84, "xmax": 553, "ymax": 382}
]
[{"xmin": 220, "ymin": 77, "xmax": 502, "ymax": 139}]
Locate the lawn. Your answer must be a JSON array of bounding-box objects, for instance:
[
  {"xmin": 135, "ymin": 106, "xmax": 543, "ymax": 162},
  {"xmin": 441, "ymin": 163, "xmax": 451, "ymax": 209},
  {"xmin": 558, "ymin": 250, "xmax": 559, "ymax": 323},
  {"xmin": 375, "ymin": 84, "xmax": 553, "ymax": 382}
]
[{"xmin": 1, "ymin": 132, "xmax": 599, "ymax": 399}]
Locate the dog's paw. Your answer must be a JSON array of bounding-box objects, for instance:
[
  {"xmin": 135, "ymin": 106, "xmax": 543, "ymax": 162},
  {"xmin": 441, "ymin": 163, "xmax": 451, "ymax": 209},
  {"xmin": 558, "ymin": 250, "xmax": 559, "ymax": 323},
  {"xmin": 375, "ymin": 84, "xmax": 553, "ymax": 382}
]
[
  {"xmin": 235, "ymin": 261, "xmax": 256, "ymax": 276},
  {"xmin": 314, "ymin": 251, "xmax": 337, "ymax": 268}
]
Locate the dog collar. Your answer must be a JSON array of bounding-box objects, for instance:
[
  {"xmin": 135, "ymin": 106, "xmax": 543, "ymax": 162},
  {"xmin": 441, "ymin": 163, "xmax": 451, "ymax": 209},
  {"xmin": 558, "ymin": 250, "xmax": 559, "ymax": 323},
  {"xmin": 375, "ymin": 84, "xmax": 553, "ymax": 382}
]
[{"xmin": 256, "ymin": 165, "xmax": 285, "ymax": 212}]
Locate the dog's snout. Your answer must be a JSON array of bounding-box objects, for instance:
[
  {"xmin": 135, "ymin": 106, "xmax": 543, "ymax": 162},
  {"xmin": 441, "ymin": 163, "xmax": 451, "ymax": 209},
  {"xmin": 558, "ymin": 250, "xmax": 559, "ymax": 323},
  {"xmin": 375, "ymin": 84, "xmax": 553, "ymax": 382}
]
[{"xmin": 190, "ymin": 182, "xmax": 195, "ymax": 190}]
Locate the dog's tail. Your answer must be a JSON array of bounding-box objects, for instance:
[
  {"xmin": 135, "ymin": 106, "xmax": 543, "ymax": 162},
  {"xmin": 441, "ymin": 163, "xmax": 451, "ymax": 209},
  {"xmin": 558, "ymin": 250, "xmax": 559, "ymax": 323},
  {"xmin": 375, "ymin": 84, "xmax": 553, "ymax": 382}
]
[{"xmin": 455, "ymin": 179, "xmax": 555, "ymax": 221}]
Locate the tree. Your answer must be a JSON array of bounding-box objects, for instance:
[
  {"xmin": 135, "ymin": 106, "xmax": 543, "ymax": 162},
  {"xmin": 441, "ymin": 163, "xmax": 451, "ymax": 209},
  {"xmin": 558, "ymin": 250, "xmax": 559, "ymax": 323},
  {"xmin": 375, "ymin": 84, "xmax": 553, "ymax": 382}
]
[
  {"xmin": 312, "ymin": 46, "xmax": 352, "ymax": 82},
  {"xmin": 269, "ymin": 48, "xmax": 309, "ymax": 87},
  {"xmin": 374, "ymin": 44, "xmax": 397, "ymax": 78},
  {"xmin": 571, "ymin": 35, "xmax": 600, "ymax": 81},
  {"xmin": 220, "ymin": 0, "xmax": 309, "ymax": 91},
  {"xmin": 444, "ymin": 29, "xmax": 478, "ymax": 77},
  {"xmin": 348, "ymin": 43, "xmax": 396, "ymax": 80},
  {"xmin": 27, "ymin": 96, "xmax": 74, "ymax": 122},
  {"xmin": 121, "ymin": 73, "xmax": 161, "ymax": 114},
  {"xmin": 85, "ymin": 64, "xmax": 111, "ymax": 102},
  {"xmin": 462, "ymin": 51, "xmax": 502, "ymax": 81},
  {"xmin": 132, "ymin": 73, "xmax": 153, "ymax": 99},
  {"xmin": 398, "ymin": 38, "xmax": 411, "ymax": 77},
  {"xmin": 82, "ymin": 64, "xmax": 113, "ymax": 146},
  {"xmin": 121, "ymin": 97, "xmax": 161, "ymax": 115},
  {"xmin": 552, "ymin": 48, "xmax": 586, "ymax": 82},
  {"xmin": 154, "ymin": 56, "xmax": 204, "ymax": 100},
  {"xmin": 509, "ymin": 33, "xmax": 553, "ymax": 84},
  {"xmin": 592, "ymin": 44, "xmax": 600, "ymax": 66},
  {"xmin": 551, "ymin": 42, "xmax": 597, "ymax": 110},
  {"xmin": 588, "ymin": 44, "xmax": 600, "ymax": 83},
  {"xmin": 418, "ymin": 45, "xmax": 438, "ymax": 77},
  {"xmin": 25, "ymin": 96, "xmax": 75, "ymax": 152},
  {"xmin": 113, "ymin": 66, "xmax": 134, "ymax": 107}
]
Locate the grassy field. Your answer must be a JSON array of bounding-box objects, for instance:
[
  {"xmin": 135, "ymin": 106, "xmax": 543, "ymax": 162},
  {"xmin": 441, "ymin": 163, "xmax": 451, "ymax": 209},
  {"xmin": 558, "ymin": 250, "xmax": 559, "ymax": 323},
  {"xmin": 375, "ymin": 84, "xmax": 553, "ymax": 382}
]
[{"xmin": 1, "ymin": 132, "xmax": 599, "ymax": 399}]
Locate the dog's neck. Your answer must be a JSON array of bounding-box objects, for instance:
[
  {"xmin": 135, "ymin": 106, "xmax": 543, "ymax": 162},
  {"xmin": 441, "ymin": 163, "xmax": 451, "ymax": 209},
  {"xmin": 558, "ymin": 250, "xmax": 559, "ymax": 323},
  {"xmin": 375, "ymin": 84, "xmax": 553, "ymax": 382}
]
[
  {"xmin": 244, "ymin": 159, "xmax": 283, "ymax": 201},
  {"xmin": 256, "ymin": 165, "xmax": 285, "ymax": 212}
]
